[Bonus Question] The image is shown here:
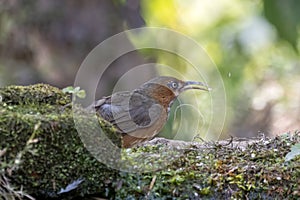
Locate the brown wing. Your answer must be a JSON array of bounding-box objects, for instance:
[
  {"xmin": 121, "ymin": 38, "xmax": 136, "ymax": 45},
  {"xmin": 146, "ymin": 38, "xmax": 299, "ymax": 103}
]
[
  {"xmin": 93, "ymin": 91, "xmax": 163, "ymax": 134},
  {"xmin": 94, "ymin": 91, "xmax": 131, "ymax": 124}
]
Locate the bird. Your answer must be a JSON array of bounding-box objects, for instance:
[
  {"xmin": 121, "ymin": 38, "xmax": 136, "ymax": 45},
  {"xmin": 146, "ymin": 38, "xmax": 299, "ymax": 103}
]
[{"xmin": 91, "ymin": 76, "xmax": 209, "ymax": 148}]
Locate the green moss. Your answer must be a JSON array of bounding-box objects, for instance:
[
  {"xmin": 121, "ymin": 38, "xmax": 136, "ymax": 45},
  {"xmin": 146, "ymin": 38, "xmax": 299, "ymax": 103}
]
[
  {"xmin": 0, "ymin": 84, "xmax": 70, "ymax": 105},
  {"xmin": 0, "ymin": 84, "xmax": 118, "ymax": 199},
  {"xmin": 114, "ymin": 134, "xmax": 300, "ymax": 199}
]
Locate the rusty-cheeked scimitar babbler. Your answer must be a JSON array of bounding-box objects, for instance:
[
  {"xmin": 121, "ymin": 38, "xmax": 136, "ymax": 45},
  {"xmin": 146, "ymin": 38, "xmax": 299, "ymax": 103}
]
[{"xmin": 91, "ymin": 76, "xmax": 209, "ymax": 148}]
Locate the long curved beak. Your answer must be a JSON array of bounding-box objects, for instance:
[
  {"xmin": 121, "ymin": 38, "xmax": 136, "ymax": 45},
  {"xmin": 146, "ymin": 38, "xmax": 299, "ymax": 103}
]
[{"xmin": 182, "ymin": 81, "xmax": 210, "ymax": 91}]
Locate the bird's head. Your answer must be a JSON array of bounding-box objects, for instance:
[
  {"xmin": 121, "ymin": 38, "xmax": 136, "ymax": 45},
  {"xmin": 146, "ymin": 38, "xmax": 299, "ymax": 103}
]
[{"xmin": 138, "ymin": 76, "xmax": 209, "ymax": 107}]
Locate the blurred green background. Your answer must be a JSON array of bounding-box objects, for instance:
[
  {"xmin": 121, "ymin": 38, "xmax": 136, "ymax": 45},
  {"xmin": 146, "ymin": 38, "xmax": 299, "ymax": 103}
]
[{"xmin": 0, "ymin": 0, "xmax": 299, "ymax": 139}]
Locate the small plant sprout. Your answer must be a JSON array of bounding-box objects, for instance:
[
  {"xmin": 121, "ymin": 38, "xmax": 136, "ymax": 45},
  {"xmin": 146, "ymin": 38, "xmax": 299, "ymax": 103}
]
[
  {"xmin": 62, "ymin": 86, "xmax": 86, "ymax": 101},
  {"xmin": 285, "ymin": 143, "xmax": 300, "ymax": 162}
]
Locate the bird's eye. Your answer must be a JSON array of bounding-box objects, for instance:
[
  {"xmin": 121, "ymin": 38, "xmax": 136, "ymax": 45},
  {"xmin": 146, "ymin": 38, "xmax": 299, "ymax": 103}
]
[{"xmin": 170, "ymin": 82, "xmax": 178, "ymax": 89}]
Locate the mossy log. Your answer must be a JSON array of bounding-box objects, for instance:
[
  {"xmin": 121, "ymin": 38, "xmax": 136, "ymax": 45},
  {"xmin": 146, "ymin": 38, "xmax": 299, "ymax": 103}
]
[{"xmin": 0, "ymin": 84, "xmax": 299, "ymax": 199}]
